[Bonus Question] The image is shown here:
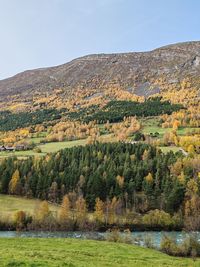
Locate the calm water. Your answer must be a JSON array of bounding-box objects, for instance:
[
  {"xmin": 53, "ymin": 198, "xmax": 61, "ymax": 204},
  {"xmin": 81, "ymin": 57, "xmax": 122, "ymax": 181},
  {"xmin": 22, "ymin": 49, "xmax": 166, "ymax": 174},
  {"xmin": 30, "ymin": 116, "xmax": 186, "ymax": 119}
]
[{"xmin": 0, "ymin": 231, "xmax": 199, "ymax": 248}]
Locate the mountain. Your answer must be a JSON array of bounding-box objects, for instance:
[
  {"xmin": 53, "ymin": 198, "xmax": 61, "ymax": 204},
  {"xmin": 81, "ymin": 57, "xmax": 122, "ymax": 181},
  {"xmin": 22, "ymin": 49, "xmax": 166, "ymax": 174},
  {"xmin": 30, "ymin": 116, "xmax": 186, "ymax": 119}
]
[{"xmin": 0, "ymin": 41, "xmax": 200, "ymax": 108}]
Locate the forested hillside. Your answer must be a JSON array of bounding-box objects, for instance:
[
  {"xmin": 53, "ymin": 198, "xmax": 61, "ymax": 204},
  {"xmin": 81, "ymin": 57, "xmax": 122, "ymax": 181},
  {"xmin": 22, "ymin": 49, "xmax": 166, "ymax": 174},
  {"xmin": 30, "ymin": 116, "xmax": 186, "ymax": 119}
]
[
  {"xmin": 0, "ymin": 142, "xmax": 199, "ymax": 231},
  {"xmin": 0, "ymin": 98, "xmax": 182, "ymax": 131}
]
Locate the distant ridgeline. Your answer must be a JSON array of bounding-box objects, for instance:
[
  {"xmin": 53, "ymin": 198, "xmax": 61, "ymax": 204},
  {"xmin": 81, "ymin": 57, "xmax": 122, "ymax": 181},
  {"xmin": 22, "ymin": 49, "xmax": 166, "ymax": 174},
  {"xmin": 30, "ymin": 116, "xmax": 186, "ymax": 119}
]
[{"xmin": 0, "ymin": 97, "xmax": 183, "ymax": 131}]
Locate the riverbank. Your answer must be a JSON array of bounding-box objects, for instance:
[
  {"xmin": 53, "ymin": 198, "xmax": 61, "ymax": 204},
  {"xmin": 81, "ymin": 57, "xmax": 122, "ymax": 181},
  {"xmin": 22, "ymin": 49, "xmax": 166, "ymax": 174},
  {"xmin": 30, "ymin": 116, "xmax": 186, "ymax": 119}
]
[
  {"xmin": 0, "ymin": 238, "xmax": 198, "ymax": 266},
  {"xmin": 0, "ymin": 230, "xmax": 196, "ymax": 248}
]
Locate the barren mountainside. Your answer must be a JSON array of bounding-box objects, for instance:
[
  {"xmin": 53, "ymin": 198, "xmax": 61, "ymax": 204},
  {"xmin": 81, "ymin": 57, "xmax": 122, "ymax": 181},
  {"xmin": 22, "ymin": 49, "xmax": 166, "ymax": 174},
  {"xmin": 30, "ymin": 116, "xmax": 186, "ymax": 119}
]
[{"xmin": 0, "ymin": 41, "xmax": 200, "ymax": 104}]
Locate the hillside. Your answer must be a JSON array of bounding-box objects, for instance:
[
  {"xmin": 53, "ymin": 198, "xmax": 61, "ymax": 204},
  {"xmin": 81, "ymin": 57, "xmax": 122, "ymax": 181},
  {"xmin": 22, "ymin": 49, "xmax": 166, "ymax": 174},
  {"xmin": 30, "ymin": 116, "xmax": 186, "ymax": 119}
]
[{"xmin": 0, "ymin": 41, "xmax": 200, "ymax": 110}]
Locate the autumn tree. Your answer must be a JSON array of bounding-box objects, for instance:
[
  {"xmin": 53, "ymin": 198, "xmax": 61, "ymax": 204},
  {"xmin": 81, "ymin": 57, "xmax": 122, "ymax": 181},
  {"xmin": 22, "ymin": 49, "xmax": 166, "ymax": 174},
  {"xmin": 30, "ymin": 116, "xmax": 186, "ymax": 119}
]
[
  {"xmin": 109, "ymin": 197, "xmax": 117, "ymax": 224},
  {"xmin": 9, "ymin": 169, "xmax": 22, "ymax": 195},
  {"xmin": 142, "ymin": 149, "xmax": 149, "ymax": 161},
  {"xmin": 116, "ymin": 175, "xmax": 124, "ymax": 188},
  {"xmin": 35, "ymin": 201, "xmax": 50, "ymax": 222},
  {"xmin": 178, "ymin": 171, "xmax": 185, "ymax": 184},
  {"xmin": 75, "ymin": 196, "xmax": 87, "ymax": 228},
  {"xmin": 172, "ymin": 120, "xmax": 180, "ymax": 131},
  {"xmin": 187, "ymin": 144, "xmax": 195, "ymax": 155},
  {"xmin": 14, "ymin": 210, "xmax": 30, "ymax": 230},
  {"xmin": 48, "ymin": 181, "xmax": 58, "ymax": 202},
  {"xmin": 94, "ymin": 197, "xmax": 104, "ymax": 223},
  {"xmin": 59, "ymin": 195, "xmax": 71, "ymax": 225},
  {"xmin": 145, "ymin": 173, "xmax": 153, "ymax": 183},
  {"xmin": 184, "ymin": 179, "xmax": 200, "ymax": 230}
]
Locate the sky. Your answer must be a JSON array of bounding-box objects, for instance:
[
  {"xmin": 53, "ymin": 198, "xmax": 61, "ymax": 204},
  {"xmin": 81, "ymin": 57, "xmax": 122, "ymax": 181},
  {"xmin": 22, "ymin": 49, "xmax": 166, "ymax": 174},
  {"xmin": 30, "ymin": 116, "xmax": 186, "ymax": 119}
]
[{"xmin": 0, "ymin": 0, "xmax": 200, "ymax": 79}]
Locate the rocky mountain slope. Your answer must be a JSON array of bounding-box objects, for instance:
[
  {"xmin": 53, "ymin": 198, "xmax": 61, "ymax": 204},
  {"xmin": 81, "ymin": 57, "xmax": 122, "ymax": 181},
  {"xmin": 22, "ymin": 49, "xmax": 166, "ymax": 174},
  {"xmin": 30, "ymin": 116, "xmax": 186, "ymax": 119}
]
[{"xmin": 0, "ymin": 41, "xmax": 200, "ymax": 106}]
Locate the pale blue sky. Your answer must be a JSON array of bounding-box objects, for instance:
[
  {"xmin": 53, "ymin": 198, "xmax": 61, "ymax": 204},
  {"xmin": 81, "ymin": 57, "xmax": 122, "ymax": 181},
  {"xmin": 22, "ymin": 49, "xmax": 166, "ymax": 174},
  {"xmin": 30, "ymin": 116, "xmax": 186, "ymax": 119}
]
[{"xmin": 0, "ymin": 0, "xmax": 199, "ymax": 79}]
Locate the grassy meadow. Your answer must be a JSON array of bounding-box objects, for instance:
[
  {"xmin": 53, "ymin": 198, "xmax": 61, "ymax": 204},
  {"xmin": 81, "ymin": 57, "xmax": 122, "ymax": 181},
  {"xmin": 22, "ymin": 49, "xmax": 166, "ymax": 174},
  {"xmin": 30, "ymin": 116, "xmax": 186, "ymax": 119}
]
[
  {"xmin": 141, "ymin": 117, "xmax": 198, "ymax": 137},
  {"xmin": 159, "ymin": 146, "xmax": 182, "ymax": 154},
  {"xmin": 0, "ymin": 139, "xmax": 87, "ymax": 158},
  {"xmin": 0, "ymin": 134, "xmax": 116, "ymax": 158},
  {"xmin": 39, "ymin": 139, "xmax": 87, "ymax": 153},
  {"xmin": 0, "ymin": 238, "xmax": 199, "ymax": 267},
  {"xmin": 0, "ymin": 194, "xmax": 58, "ymax": 219}
]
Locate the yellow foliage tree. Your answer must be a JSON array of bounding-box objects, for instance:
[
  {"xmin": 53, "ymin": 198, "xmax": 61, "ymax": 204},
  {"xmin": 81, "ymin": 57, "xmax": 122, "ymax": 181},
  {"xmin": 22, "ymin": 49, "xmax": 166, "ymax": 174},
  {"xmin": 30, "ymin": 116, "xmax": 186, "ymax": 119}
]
[
  {"xmin": 172, "ymin": 120, "xmax": 180, "ymax": 131},
  {"xmin": 75, "ymin": 196, "xmax": 87, "ymax": 224},
  {"xmin": 187, "ymin": 144, "xmax": 195, "ymax": 155},
  {"xmin": 94, "ymin": 197, "xmax": 104, "ymax": 222},
  {"xmin": 178, "ymin": 171, "xmax": 185, "ymax": 184},
  {"xmin": 142, "ymin": 149, "xmax": 149, "ymax": 161},
  {"xmin": 116, "ymin": 175, "xmax": 124, "ymax": 188},
  {"xmin": 184, "ymin": 179, "xmax": 199, "ymax": 217},
  {"xmin": 59, "ymin": 195, "xmax": 70, "ymax": 223},
  {"xmin": 35, "ymin": 201, "xmax": 50, "ymax": 222},
  {"xmin": 145, "ymin": 173, "xmax": 153, "ymax": 183},
  {"xmin": 9, "ymin": 169, "xmax": 21, "ymax": 195}
]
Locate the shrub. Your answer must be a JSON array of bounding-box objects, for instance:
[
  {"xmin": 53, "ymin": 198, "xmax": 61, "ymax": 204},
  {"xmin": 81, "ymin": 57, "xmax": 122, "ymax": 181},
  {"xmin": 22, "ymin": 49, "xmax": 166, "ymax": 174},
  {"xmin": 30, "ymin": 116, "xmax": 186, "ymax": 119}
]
[
  {"xmin": 33, "ymin": 147, "xmax": 42, "ymax": 153},
  {"xmin": 142, "ymin": 209, "xmax": 173, "ymax": 228},
  {"xmin": 160, "ymin": 234, "xmax": 200, "ymax": 258},
  {"xmin": 123, "ymin": 229, "xmax": 133, "ymax": 244},
  {"xmin": 106, "ymin": 228, "xmax": 133, "ymax": 244},
  {"xmin": 14, "ymin": 210, "xmax": 32, "ymax": 230},
  {"xmin": 143, "ymin": 234, "xmax": 154, "ymax": 249},
  {"xmin": 106, "ymin": 228, "xmax": 122, "ymax": 243},
  {"xmin": 133, "ymin": 132, "xmax": 145, "ymax": 141},
  {"xmin": 160, "ymin": 235, "xmax": 180, "ymax": 256}
]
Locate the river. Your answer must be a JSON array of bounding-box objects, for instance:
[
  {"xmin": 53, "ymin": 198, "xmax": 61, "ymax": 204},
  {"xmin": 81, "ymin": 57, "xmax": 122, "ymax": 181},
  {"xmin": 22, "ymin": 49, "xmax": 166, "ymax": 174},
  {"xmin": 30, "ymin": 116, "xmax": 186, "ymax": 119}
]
[{"xmin": 0, "ymin": 231, "xmax": 199, "ymax": 248}]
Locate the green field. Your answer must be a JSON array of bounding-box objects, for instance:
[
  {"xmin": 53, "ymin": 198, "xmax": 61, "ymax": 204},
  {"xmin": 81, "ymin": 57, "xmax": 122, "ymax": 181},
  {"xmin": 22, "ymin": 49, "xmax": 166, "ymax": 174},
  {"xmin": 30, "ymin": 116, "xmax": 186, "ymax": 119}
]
[
  {"xmin": 39, "ymin": 139, "xmax": 87, "ymax": 153},
  {"xmin": 0, "ymin": 150, "xmax": 46, "ymax": 159},
  {"xmin": 0, "ymin": 238, "xmax": 198, "ymax": 267},
  {"xmin": 0, "ymin": 134, "xmax": 116, "ymax": 158},
  {"xmin": 159, "ymin": 146, "xmax": 182, "ymax": 154},
  {"xmin": 0, "ymin": 139, "xmax": 87, "ymax": 158},
  {"xmin": 141, "ymin": 118, "xmax": 199, "ymax": 137},
  {"xmin": 0, "ymin": 194, "xmax": 58, "ymax": 218}
]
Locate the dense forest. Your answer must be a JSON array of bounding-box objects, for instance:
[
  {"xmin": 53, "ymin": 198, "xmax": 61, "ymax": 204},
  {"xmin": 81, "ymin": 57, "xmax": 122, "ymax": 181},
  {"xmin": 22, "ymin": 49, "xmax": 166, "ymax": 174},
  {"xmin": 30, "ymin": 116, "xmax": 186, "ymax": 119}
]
[
  {"xmin": 0, "ymin": 142, "xmax": 176, "ymax": 208},
  {"xmin": 0, "ymin": 109, "xmax": 67, "ymax": 131},
  {"xmin": 1, "ymin": 142, "xmax": 199, "ymax": 229},
  {"xmin": 72, "ymin": 98, "xmax": 184, "ymax": 123}
]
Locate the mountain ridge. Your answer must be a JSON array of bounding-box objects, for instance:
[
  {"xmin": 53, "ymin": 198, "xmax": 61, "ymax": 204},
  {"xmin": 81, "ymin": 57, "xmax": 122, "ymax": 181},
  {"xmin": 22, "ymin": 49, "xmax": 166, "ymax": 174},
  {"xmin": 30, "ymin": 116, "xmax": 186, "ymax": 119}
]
[
  {"xmin": 2, "ymin": 40, "xmax": 200, "ymax": 79},
  {"xmin": 0, "ymin": 41, "xmax": 200, "ymax": 109}
]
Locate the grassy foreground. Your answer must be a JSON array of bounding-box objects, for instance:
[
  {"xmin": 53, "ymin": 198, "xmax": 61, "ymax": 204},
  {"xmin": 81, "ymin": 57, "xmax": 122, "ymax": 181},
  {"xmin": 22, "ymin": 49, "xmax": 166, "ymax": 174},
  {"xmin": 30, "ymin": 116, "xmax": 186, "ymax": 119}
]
[{"xmin": 0, "ymin": 238, "xmax": 198, "ymax": 267}]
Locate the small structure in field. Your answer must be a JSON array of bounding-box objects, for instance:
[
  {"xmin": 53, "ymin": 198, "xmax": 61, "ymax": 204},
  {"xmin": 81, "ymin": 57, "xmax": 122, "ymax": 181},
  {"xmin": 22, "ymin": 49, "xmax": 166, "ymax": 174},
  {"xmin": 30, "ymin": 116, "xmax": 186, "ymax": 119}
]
[
  {"xmin": 15, "ymin": 144, "xmax": 28, "ymax": 151},
  {"xmin": 0, "ymin": 145, "xmax": 6, "ymax": 151},
  {"xmin": 0, "ymin": 145, "xmax": 15, "ymax": 152}
]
